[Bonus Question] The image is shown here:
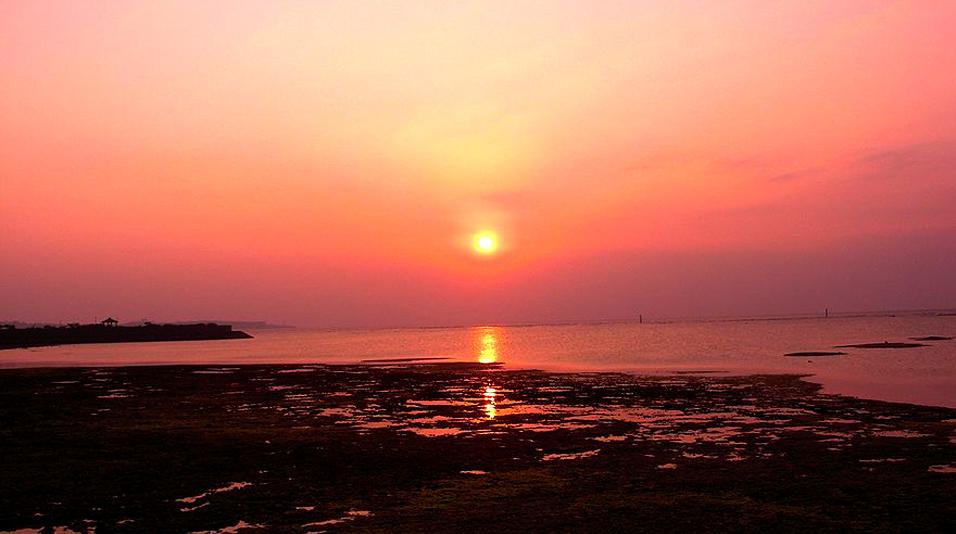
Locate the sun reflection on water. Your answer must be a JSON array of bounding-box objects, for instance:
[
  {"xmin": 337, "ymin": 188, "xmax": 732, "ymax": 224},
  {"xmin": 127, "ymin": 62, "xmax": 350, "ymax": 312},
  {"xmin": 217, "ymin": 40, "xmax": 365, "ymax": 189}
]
[
  {"xmin": 476, "ymin": 327, "xmax": 500, "ymax": 364},
  {"xmin": 483, "ymin": 386, "xmax": 497, "ymax": 420}
]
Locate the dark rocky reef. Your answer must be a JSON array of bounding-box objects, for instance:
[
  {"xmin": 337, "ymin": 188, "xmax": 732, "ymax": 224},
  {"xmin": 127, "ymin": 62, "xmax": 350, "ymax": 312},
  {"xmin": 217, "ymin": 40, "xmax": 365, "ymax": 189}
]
[{"xmin": 0, "ymin": 364, "xmax": 953, "ymax": 532}]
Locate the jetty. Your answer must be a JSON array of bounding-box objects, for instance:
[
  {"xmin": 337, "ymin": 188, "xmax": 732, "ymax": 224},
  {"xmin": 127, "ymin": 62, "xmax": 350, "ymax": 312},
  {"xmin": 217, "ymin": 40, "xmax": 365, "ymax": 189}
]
[{"xmin": 0, "ymin": 319, "xmax": 252, "ymax": 350}]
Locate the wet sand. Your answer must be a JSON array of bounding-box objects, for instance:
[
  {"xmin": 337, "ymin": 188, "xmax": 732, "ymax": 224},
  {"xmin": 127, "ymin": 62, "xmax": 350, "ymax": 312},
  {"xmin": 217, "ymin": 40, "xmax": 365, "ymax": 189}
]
[{"xmin": 1, "ymin": 364, "xmax": 954, "ymax": 532}]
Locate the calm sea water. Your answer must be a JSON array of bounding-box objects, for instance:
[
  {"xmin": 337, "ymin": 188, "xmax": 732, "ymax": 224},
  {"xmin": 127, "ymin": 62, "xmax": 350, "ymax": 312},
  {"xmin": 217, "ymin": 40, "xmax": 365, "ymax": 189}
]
[{"xmin": 3, "ymin": 313, "xmax": 955, "ymax": 407}]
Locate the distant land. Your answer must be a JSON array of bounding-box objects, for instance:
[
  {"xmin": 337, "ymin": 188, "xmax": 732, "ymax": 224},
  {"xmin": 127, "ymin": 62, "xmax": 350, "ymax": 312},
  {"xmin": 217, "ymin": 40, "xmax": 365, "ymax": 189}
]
[{"xmin": 0, "ymin": 321, "xmax": 253, "ymax": 350}]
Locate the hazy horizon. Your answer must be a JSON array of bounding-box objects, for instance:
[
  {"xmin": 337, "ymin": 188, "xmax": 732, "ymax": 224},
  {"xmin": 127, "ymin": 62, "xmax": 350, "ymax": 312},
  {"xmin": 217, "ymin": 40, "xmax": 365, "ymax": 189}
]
[
  {"xmin": 6, "ymin": 304, "xmax": 956, "ymax": 332},
  {"xmin": 3, "ymin": 1, "xmax": 956, "ymax": 328}
]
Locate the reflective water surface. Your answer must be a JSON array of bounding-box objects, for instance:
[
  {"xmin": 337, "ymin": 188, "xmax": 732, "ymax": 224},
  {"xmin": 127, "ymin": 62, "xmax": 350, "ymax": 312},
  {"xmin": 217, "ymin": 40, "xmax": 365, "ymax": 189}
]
[{"xmin": 3, "ymin": 313, "xmax": 955, "ymax": 407}]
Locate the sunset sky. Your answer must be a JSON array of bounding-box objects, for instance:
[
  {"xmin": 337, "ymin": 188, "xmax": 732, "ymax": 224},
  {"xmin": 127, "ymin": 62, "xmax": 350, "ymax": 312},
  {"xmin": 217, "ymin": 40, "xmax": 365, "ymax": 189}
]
[{"xmin": 2, "ymin": 1, "xmax": 955, "ymax": 327}]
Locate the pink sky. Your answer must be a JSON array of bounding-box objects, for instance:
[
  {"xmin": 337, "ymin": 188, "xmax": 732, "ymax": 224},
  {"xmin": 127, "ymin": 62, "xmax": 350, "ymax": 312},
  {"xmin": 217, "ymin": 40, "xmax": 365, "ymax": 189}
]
[{"xmin": 2, "ymin": 1, "xmax": 956, "ymax": 327}]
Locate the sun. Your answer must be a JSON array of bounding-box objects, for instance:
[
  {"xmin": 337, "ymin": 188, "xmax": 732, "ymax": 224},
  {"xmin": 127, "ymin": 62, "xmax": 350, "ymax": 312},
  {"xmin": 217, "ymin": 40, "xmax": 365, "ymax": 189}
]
[{"xmin": 472, "ymin": 231, "xmax": 499, "ymax": 255}]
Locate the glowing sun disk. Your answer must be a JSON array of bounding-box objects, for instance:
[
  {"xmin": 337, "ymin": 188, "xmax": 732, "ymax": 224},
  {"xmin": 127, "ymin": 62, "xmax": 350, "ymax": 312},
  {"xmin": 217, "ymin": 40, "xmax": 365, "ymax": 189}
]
[{"xmin": 472, "ymin": 231, "xmax": 499, "ymax": 255}]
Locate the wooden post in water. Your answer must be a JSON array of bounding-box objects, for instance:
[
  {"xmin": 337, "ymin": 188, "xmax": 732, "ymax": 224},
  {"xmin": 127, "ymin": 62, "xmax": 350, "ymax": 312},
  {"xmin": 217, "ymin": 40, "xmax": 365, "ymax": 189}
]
[
  {"xmin": 825, "ymin": 308, "xmax": 829, "ymax": 318},
  {"xmin": 639, "ymin": 314, "xmax": 643, "ymax": 324}
]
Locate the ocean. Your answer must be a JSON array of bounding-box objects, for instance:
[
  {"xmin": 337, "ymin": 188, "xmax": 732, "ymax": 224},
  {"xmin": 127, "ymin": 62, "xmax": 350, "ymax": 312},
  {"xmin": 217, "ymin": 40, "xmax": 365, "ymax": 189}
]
[{"xmin": 3, "ymin": 312, "xmax": 955, "ymax": 407}]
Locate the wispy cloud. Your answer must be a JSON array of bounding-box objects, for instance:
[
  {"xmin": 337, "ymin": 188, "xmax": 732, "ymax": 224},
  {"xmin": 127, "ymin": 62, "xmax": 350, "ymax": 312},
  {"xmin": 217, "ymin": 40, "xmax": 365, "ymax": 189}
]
[{"xmin": 857, "ymin": 142, "xmax": 956, "ymax": 180}]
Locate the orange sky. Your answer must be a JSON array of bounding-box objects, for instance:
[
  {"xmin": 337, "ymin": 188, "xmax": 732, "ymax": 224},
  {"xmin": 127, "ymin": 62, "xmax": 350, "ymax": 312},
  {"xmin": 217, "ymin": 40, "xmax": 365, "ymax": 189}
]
[{"xmin": 2, "ymin": 1, "xmax": 956, "ymax": 327}]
